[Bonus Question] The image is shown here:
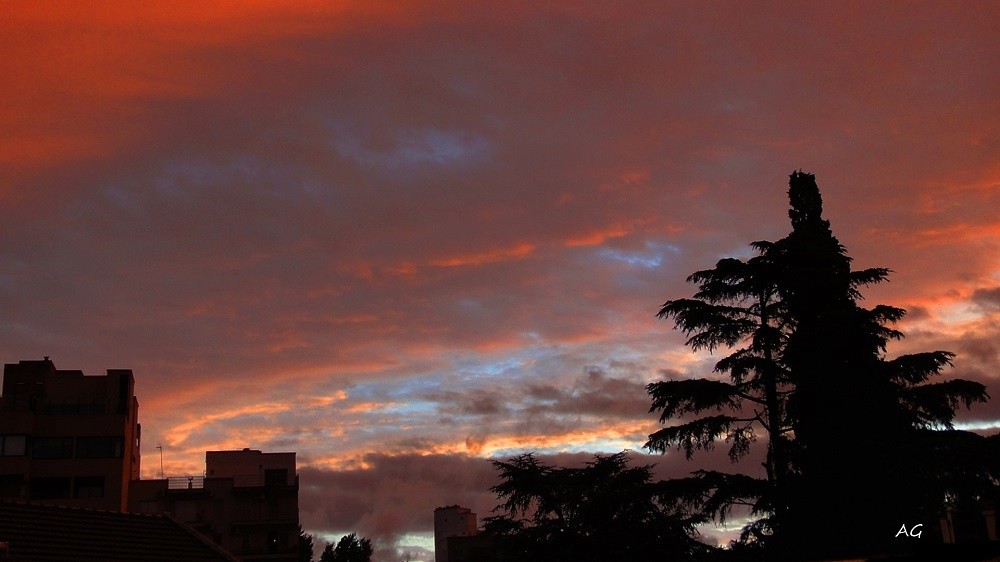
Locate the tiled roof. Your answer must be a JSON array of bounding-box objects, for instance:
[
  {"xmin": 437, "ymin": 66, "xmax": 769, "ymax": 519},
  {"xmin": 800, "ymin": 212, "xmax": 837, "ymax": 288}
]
[{"xmin": 0, "ymin": 501, "xmax": 240, "ymax": 562}]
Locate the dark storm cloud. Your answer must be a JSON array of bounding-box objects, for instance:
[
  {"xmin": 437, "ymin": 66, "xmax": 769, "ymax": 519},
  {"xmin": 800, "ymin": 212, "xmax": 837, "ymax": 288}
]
[
  {"xmin": 298, "ymin": 447, "xmax": 763, "ymax": 550},
  {"xmin": 423, "ymin": 366, "xmax": 653, "ymax": 431},
  {"xmin": 972, "ymin": 287, "xmax": 1000, "ymax": 311},
  {"xmin": 298, "ymin": 453, "xmax": 497, "ymax": 541}
]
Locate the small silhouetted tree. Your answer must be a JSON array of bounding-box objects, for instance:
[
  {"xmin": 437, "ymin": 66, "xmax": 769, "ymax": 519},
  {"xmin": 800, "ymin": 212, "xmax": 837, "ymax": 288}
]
[
  {"xmin": 320, "ymin": 533, "xmax": 373, "ymax": 562},
  {"xmin": 298, "ymin": 526, "xmax": 315, "ymax": 562},
  {"xmin": 482, "ymin": 452, "xmax": 710, "ymax": 562}
]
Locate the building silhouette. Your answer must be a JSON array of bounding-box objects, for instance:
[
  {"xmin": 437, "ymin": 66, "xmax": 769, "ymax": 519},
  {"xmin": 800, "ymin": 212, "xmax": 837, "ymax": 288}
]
[
  {"xmin": 130, "ymin": 448, "xmax": 300, "ymax": 562},
  {"xmin": 434, "ymin": 505, "xmax": 476, "ymax": 562},
  {"xmin": 434, "ymin": 505, "xmax": 493, "ymax": 562},
  {"xmin": 0, "ymin": 358, "xmax": 141, "ymax": 511},
  {"xmin": 0, "ymin": 358, "xmax": 302, "ymax": 561}
]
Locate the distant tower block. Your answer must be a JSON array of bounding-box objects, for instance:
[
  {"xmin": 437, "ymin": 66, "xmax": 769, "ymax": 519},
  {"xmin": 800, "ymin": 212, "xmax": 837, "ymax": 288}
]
[{"xmin": 434, "ymin": 505, "xmax": 477, "ymax": 562}]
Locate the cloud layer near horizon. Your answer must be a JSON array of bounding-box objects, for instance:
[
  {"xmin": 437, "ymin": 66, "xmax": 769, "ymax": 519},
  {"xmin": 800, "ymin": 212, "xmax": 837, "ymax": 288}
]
[{"xmin": 2, "ymin": 2, "xmax": 998, "ymax": 560}]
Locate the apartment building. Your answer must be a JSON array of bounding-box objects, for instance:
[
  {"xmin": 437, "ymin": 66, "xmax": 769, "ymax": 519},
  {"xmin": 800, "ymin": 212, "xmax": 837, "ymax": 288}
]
[
  {"xmin": 434, "ymin": 505, "xmax": 493, "ymax": 562},
  {"xmin": 0, "ymin": 358, "xmax": 141, "ymax": 511},
  {"xmin": 130, "ymin": 448, "xmax": 300, "ymax": 562}
]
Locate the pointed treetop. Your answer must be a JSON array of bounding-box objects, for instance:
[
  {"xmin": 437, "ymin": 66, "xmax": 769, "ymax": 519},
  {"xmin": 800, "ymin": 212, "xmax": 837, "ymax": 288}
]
[{"xmin": 787, "ymin": 170, "xmax": 828, "ymax": 231}]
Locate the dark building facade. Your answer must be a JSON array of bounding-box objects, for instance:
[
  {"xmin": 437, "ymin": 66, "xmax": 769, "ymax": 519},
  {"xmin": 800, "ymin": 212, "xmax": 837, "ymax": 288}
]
[{"xmin": 0, "ymin": 358, "xmax": 141, "ymax": 511}]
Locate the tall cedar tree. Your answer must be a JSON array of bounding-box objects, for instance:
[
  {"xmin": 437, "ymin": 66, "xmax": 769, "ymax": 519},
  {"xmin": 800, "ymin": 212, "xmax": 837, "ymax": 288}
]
[
  {"xmin": 648, "ymin": 171, "xmax": 992, "ymax": 559},
  {"xmin": 647, "ymin": 237, "xmax": 792, "ymax": 545},
  {"xmin": 778, "ymin": 171, "xmax": 991, "ymax": 557}
]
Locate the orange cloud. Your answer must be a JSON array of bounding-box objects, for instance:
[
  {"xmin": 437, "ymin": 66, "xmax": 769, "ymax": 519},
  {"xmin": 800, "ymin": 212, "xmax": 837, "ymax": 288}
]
[
  {"xmin": 164, "ymin": 402, "xmax": 294, "ymax": 446},
  {"xmin": 564, "ymin": 225, "xmax": 633, "ymax": 247},
  {"xmin": 469, "ymin": 421, "xmax": 657, "ymax": 457},
  {"xmin": 0, "ymin": 1, "xmax": 429, "ymax": 173},
  {"xmin": 345, "ymin": 401, "xmax": 396, "ymax": 414},
  {"xmin": 307, "ymin": 391, "xmax": 350, "ymax": 407},
  {"xmin": 910, "ymin": 223, "xmax": 1000, "ymax": 247},
  {"xmin": 429, "ymin": 242, "xmax": 536, "ymax": 267}
]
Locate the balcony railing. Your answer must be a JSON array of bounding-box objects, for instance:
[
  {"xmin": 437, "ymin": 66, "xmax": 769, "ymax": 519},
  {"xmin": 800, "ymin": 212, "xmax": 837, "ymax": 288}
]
[
  {"xmin": 161, "ymin": 474, "xmax": 298, "ymax": 489},
  {"xmin": 167, "ymin": 476, "xmax": 205, "ymax": 489}
]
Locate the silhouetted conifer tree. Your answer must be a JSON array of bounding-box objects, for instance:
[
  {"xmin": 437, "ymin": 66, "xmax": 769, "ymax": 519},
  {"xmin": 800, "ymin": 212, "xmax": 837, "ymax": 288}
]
[
  {"xmin": 648, "ymin": 238, "xmax": 792, "ymax": 546},
  {"xmin": 482, "ymin": 452, "xmax": 710, "ymax": 562},
  {"xmin": 777, "ymin": 171, "xmax": 991, "ymax": 558},
  {"xmin": 321, "ymin": 533, "xmax": 373, "ymax": 562},
  {"xmin": 299, "ymin": 526, "xmax": 315, "ymax": 562},
  {"xmin": 649, "ymin": 171, "xmax": 992, "ymax": 559}
]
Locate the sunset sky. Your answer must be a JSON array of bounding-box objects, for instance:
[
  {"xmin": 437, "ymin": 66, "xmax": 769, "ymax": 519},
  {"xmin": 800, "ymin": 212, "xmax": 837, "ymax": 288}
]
[{"xmin": 2, "ymin": 2, "xmax": 998, "ymax": 560}]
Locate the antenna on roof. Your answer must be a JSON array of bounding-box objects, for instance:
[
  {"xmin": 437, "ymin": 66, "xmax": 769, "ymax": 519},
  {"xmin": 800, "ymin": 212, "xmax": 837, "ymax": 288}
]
[{"xmin": 156, "ymin": 444, "xmax": 164, "ymax": 478}]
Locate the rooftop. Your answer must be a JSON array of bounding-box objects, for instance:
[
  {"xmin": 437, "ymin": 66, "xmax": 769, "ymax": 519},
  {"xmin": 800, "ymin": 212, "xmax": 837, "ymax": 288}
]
[{"xmin": 0, "ymin": 501, "xmax": 239, "ymax": 562}]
